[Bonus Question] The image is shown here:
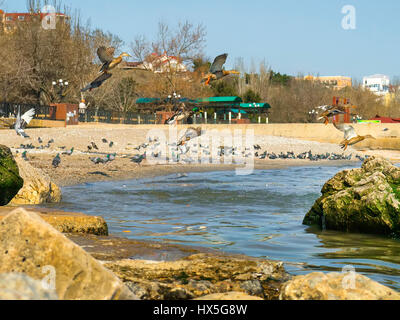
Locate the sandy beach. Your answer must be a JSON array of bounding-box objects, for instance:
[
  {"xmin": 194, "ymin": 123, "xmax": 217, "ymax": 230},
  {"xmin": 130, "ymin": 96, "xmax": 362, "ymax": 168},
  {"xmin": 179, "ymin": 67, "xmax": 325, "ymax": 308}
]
[{"xmin": 1, "ymin": 123, "xmax": 399, "ymax": 186}]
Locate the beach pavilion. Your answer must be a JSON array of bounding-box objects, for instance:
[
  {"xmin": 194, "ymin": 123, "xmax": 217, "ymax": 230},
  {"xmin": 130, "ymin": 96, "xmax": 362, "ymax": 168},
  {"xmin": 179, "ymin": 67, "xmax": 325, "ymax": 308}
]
[
  {"xmin": 194, "ymin": 96, "xmax": 271, "ymax": 124},
  {"xmin": 136, "ymin": 96, "xmax": 272, "ymax": 124}
]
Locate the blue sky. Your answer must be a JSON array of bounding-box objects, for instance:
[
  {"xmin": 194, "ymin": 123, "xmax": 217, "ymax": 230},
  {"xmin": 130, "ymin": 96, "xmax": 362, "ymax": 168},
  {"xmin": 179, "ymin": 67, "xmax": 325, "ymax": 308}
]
[{"xmin": 4, "ymin": 0, "xmax": 400, "ymax": 81}]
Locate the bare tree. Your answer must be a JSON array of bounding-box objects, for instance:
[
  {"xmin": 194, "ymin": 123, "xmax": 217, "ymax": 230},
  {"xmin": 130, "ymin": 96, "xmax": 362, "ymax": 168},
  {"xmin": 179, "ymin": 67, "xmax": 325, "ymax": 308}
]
[{"xmin": 130, "ymin": 20, "xmax": 206, "ymax": 93}]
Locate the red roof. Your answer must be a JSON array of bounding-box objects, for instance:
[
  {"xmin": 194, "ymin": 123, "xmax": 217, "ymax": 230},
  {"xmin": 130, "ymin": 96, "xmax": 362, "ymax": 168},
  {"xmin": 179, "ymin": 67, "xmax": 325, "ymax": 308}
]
[{"xmin": 370, "ymin": 115, "xmax": 400, "ymax": 123}]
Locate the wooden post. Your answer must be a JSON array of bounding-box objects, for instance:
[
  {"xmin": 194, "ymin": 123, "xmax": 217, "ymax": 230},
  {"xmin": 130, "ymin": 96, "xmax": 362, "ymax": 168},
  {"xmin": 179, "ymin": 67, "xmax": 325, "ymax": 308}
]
[
  {"xmin": 205, "ymin": 112, "xmax": 207, "ymax": 124},
  {"xmin": 229, "ymin": 112, "xmax": 232, "ymax": 124}
]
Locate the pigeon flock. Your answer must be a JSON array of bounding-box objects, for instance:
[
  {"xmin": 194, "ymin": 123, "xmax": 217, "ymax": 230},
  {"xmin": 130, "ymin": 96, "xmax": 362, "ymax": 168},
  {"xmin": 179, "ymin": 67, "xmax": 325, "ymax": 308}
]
[{"xmin": 11, "ymin": 107, "xmax": 368, "ymax": 171}]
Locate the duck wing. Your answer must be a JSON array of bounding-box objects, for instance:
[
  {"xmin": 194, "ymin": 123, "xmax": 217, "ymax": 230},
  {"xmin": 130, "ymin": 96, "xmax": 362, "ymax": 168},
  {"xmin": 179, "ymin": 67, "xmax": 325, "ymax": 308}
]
[
  {"xmin": 81, "ymin": 72, "xmax": 112, "ymax": 92},
  {"xmin": 210, "ymin": 54, "xmax": 228, "ymax": 74},
  {"xmin": 97, "ymin": 47, "xmax": 115, "ymax": 63},
  {"xmin": 333, "ymin": 123, "xmax": 358, "ymax": 140}
]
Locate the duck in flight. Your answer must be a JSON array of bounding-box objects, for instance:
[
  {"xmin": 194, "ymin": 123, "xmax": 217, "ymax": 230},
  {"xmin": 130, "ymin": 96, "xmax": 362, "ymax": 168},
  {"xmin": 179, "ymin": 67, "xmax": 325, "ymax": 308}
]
[
  {"xmin": 201, "ymin": 54, "xmax": 240, "ymax": 86},
  {"xmin": 81, "ymin": 47, "xmax": 131, "ymax": 92},
  {"xmin": 177, "ymin": 127, "xmax": 203, "ymax": 146},
  {"xmin": 333, "ymin": 123, "xmax": 375, "ymax": 151}
]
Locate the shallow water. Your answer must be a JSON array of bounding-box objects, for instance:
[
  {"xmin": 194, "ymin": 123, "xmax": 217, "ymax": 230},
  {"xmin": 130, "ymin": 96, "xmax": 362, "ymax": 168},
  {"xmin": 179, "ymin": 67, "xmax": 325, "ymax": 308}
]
[{"xmin": 42, "ymin": 165, "xmax": 400, "ymax": 290}]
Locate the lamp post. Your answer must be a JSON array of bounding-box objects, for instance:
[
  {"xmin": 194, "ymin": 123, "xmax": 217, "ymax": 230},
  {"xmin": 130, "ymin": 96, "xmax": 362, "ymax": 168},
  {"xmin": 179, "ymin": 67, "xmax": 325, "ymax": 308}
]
[
  {"xmin": 52, "ymin": 79, "xmax": 69, "ymax": 103},
  {"xmin": 167, "ymin": 92, "xmax": 181, "ymax": 110},
  {"xmin": 308, "ymin": 109, "xmax": 318, "ymax": 123}
]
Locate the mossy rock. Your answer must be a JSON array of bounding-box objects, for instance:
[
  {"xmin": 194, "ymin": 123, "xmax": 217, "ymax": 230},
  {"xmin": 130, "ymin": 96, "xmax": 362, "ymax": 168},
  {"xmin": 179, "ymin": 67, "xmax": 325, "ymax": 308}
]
[
  {"xmin": 0, "ymin": 145, "xmax": 23, "ymax": 205},
  {"xmin": 304, "ymin": 156, "xmax": 400, "ymax": 236}
]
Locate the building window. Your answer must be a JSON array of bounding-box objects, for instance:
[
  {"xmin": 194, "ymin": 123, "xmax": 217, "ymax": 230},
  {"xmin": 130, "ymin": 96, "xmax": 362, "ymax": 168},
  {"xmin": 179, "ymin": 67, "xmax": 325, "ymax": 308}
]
[
  {"xmin": 6, "ymin": 16, "xmax": 13, "ymax": 21},
  {"xmin": 18, "ymin": 16, "xmax": 25, "ymax": 21}
]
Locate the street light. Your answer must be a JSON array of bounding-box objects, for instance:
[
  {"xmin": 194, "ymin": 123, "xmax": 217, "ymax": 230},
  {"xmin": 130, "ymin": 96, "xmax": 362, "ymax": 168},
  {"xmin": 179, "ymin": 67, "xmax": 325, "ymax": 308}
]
[
  {"xmin": 308, "ymin": 109, "xmax": 318, "ymax": 122},
  {"xmin": 167, "ymin": 92, "xmax": 181, "ymax": 110},
  {"xmin": 52, "ymin": 79, "xmax": 69, "ymax": 102}
]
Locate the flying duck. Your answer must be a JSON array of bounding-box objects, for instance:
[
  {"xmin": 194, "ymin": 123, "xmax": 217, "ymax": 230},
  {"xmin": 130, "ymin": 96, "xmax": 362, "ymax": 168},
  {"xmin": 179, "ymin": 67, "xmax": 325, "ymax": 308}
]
[
  {"xmin": 97, "ymin": 47, "xmax": 131, "ymax": 74},
  {"xmin": 333, "ymin": 123, "xmax": 376, "ymax": 151},
  {"xmin": 177, "ymin": 127, "xmax": 203, "ymax": 146},
  {"xmin": 201, "ymin": 54, "xmax": 240, "ymax": 85}
]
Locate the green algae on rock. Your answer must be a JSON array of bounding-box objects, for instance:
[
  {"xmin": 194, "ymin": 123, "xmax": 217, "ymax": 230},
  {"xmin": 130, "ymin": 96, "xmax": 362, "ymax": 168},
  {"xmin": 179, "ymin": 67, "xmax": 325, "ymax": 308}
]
[
  {"xmin": 0, "ymin": 145, "xmax": 23, "ymax": 206},
  {"xmin": 303, "ymin": 156, "xmax": 400, "ymax": 235}
]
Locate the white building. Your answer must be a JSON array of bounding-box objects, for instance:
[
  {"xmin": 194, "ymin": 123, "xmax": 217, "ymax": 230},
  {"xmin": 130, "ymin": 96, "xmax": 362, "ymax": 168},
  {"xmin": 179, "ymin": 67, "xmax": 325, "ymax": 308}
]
[
  {"xmin": 141, "ymin": 53, "xmax": 188, "ymax": 74},
  {"xmin": 362, "ymin": 74, "xmax": 390, "ymax": 96}
]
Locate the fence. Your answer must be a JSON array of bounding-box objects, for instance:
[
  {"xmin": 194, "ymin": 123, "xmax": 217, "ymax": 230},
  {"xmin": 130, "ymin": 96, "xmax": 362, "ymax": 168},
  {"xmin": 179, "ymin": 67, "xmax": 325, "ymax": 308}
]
[
  {"xmin": 79, "ymin": 109, "xmax": 270, "ymax": 125},
  {"xmin": 0, "ymin": 102, "xmax": 56, "ymax": 120},
  {"xmin": 0, "ymin": 102, "xmax": 269, "ymax": 125}
]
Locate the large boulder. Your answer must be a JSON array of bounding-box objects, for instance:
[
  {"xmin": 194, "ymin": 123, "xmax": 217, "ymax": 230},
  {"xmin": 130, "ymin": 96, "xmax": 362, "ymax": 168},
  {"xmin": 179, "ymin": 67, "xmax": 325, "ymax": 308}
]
[
  {"xmin": 304, "ymin": 156, "xmax": 400, "ymax": 235},
  {"xmin": 105, "ymin": 254, "xmax": 289, "ymax": 300},
  {"xmin": 10, "ymin": 155, "xmax": 62, "ymax": 205},
  {"xmin": 0, "ymin": 273, "xmax": 58, "ymax": 300},
  {"xmin": 280, "ymin": 272, "xmax": 400, "ymax": 300},
  {"xmin": 0, "ymin": 207, "xmax": 108, "ymax": 236},
  {"xmin": 0, "ymin": 208, "xmax": 136, "ymax": 300},
  {"xmin": 0, "ymin": 145, "xmax": 23, "ymax": 205}
]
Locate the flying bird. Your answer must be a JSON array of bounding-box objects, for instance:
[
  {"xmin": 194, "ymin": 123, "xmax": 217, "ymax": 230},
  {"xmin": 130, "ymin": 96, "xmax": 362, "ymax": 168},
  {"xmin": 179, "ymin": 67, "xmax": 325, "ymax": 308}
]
[
  {"xmin": 317, "ymin": 106, "xmax": 347, "ymax": 125},
  {"xmin": 201, "ymin": 54, "xmax": 240, "ymax": 85},
  {"xmin": 333, "ymin": 123, "xmax": 376, "ymax": 151},
  {"xmin": 177, "ymin": 127, "xmax": 203, "ymax": 146},
  {"xmin": 81, "ymin": 72, "xmax": 112, "ymax": 92},
  {"xmin": 96, "ymin": 46, "xmax": 131, "ymax": 74},
  {"xmin": 13, "ymin": 108, "xmax": 35, "ymax": 138},
  {"xmin": 166, "ymin": 105, "xmax": 195, "ymax": 125}
]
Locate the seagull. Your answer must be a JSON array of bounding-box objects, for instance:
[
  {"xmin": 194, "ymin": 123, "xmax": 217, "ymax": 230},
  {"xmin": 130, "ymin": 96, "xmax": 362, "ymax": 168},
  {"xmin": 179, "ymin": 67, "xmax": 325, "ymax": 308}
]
[
  {"xmin": 13, "ymin": 108, "xmax": 35, "ymax": 138},
  {"xmin": 333, "ymin": 123, "xmax": 376, "ymax": 151},
  {"xmin": 52, "ymin": 154, "xmax": 61, "ymax": 168}
]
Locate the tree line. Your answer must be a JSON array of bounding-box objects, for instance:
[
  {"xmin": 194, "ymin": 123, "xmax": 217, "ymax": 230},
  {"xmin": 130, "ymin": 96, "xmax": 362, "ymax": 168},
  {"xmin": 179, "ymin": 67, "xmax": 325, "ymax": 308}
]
[{"xmin": 0, "ymin": 0, "xmax": 398, "ymax": 122}]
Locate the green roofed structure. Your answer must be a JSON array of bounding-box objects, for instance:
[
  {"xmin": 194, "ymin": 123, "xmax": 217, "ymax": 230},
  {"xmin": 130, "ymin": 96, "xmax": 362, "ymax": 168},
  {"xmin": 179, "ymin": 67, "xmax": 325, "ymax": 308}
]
[
  {"xmin": 135, "ymin": 96, "xmax": 271, "ymax": 124},
  {"xmin": 136, "ymin": 98, "xmax": 162, "ymax": 104}
]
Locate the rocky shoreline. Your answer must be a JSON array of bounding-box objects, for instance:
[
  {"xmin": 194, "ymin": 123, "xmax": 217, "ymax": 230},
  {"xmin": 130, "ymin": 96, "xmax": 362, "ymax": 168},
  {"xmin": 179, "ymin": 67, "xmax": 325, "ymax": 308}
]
[
  {"xmin": 1, "ymin": 144, "xmax": 400, "ymax": 300},
  {"xmin": 0, "ymin": 207, "xmax": 399, "ymax": 300}
]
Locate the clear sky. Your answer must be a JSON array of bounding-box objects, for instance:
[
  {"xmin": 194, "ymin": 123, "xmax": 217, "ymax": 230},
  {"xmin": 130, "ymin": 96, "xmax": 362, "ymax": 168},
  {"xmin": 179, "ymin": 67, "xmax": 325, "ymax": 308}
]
[{"xmin": 4, "ymin": 0, "xmax": 400, "ymax": 81}]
